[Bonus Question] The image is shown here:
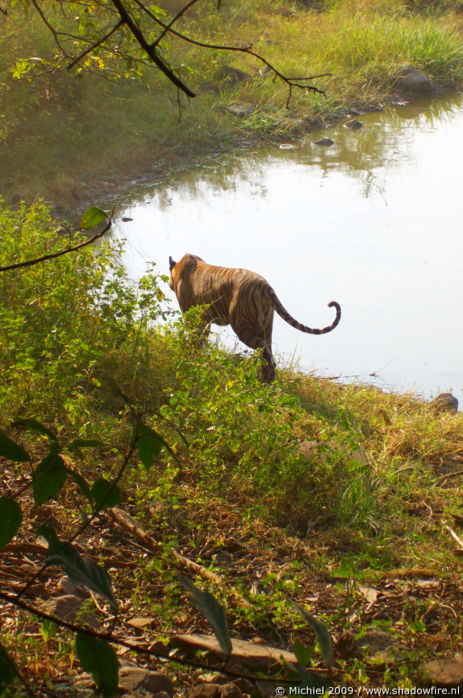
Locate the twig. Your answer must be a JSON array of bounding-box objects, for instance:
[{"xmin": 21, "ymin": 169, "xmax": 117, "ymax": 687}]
[
  {"xmin": 133, "ymin": 0, "xmax": 328, "ymax": 102},
  {"xmin": 67, "ymin": 19, "xmax": 124, "ymax": 70},
  {"xmin": 152, "ymin": 0, "xmax": 202, "ymax": 47},
  {"xmin": 444, "ymin": 524, "xmax": 463, "ymax": 550},
  {"xmin": 110, "ymin": 507, "xmax": 253, "ymax": 609},
  {"xmin": 436, "ymin": 470, "xmax": 463, "ymax": 487}
]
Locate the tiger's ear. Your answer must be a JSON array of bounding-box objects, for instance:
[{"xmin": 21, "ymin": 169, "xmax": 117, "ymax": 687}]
[{"xmin": 169, "ymin": 256, "xmax": 176, "ymax": 271}]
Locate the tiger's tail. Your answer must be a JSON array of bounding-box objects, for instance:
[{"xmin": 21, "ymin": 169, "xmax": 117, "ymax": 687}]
[{"xmin": 271, "ymin": 290, "xmax": 341, "ymax": 335}]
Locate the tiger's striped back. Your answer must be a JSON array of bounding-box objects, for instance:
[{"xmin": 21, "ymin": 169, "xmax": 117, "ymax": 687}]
[{"xmin": 168, "ymin": 254, "xmax": 341, "ymax": 381}]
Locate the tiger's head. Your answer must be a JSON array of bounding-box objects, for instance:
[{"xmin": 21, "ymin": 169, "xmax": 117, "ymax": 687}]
[
  {"xmin": 168, "ymin": 256, "xmax": 177, "ymax": 290},
  {"xmin": 168, "ymin": 254, "xmax": 203, "ymax": 292}
]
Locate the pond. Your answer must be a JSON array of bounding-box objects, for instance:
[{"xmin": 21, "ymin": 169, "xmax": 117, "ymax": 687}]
[{"xmin": 115, "ymin": 94, "xmax": 463, "ymax": 401}]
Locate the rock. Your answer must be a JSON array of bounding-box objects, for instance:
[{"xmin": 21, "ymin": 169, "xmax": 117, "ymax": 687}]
[
  {"xmin": 314, "ymin": 137, "xmax": 334, "ymax": 147},
  {"xmin": 58, "ymin": 576, "xmax": 89, "ymax": 598},
  {"xmin": 225, "ymin": 104, "xmax": 255, "ymax": 118},
  {"xmin": 395, "ymin": 65, "xmax": 434, "ymax": 95},
  {"xmin": 424, "ymin": 655, "xmax": 463, "ymax": 687},
  {"xmin": 345, "ymin": 119, "xmax": 363, "ymax": 130},
  {"xmin": 39, "ymin": 595, "xmax": 98, "ymax": 629},
  {"xmin": 127, "ymin": 616, "xmax": 156, "ymax": 629},
  {"xmin": 302, "ymin": 115, "xmax": 323, "ymax": 129},
  {"xmin": 217, "ymin": 65, "xmax": 252, "ymax": 85},
  {"xmin": 118, "ymin": 666, "xmax": 174, "ymax": 696},
  {"xmin": 200, "ymin": 84, "xmax": 221, "ymax": 95},
  {"xmin": 254, "ymin": 680, "xmax": 277, "ymax": 697},
  {"xmin": 187, "ymin": 684, "xmax": 244, "ymax": 698},
  {"xmin": 335, "ymin": 631, "xmax": 362, "ymax": 660},
  {"xmin": 121, "ymin": 216, "xmax": 133, "ymax": 222},
  {"xmin": 170, "ymin": 633, "xmax": 296, "ymax": 673},
  {"xmin": 357, "ymin": 629, "xmax": 406, "ymax": 665},
  {"xmin": 431, "ymin": 393, "xmax": 459, "ymax": 413}
]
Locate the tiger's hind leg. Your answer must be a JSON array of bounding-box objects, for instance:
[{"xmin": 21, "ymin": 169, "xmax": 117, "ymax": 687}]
[
  {"xmin": 261, "ymin": 345, "xmax": 276, "ymax": 382},
  {"xmin": 230, "ymin": 305, "xmax": 275, "ymax": 382}
]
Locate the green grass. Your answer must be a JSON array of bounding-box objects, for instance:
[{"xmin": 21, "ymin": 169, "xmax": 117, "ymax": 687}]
[
  {"xmin": 2, "ymin": 200, "xmax": 463, "ymax": 690},
  {"xmin": 1, "ymin": 0, "xmax": 463, "ymax": 206}
]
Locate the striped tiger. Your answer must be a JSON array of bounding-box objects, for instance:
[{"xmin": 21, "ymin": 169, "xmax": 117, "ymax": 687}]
[{"xmin": 168, "ymin": 254, "xmax": 341, "ymax": 382}]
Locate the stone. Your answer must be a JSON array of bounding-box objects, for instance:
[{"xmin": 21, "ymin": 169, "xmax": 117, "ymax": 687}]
[
  {"xmin": 335, "ymin": 631, "xmax": 362, "ymax": 660},
  {"xmin": 217, "ymin": 65, "xmax": 252, "ymax": 85},
  {"xmin": 225, "ymin": 104, "xmax": 255, "ymax": 118},
  {"xmin": 58, "ymin": 576, "xmax": 89, "ymax": 598},
  {"xmin": 431, "ymin": 392, "xmax": 459, "ymax": 413},
  {"xmin": 314, "ymin": 137, "xmax": 334, "ymax": 147},
  {"xmin": 395, "ymin": 65, "xmax": 434, "ymax": 95},
  {"xmin": 424, "ymin": 655, "xmax": 463, "ymax": 687},
  {"xmin": 127, "ymin": 616, "xmax": 156, "ymax": 629},
  {"xmin": 118, "ymin": 666, "xmax": 174, "ymax": 696},
  {"xmin": 39, "ymin": 595, "xmax": 98, "ymax": 629},
  {"xmin": 345, "ymin": 119, "xmax": 363, "ymax": 130},
  {"xmin": 357, "ymin": 629, "xmax": 405, "ymax": 665}
]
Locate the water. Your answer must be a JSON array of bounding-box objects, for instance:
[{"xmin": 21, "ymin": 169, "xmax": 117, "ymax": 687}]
[{"xmin": 115, "ymin": 95, "xmax": 463, "ymax": 401}]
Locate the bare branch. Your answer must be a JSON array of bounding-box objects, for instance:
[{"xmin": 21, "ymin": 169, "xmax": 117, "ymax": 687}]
[
  {"xmin": 132, "ymin": 0, "xmax": 327, "ymax": 100},
  {"xmin": 109, "ymin": 0, "xmax": 196, "ymax": 97},
  {"xmin": 152, "ymin": 0, "xmax": 203, "ymax": 48}
]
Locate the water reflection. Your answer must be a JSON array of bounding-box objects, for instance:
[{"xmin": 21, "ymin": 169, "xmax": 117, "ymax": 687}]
[{"xmin": 115, "ymin": 94, "xmax": 463, "ymax": 400}]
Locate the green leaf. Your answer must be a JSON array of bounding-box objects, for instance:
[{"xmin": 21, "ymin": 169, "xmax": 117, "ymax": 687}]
[
  {"xmin": 106, "ymin": 377, "xmax": 132, "ymax": 406},
  {"xmin": 0, "ymin": 497, "xmax": 22, "ymax": 549},
  {"xmin": 14, "ymin": 418, "xmax": 58, "ymax": 442},
  {"xmin": 80, "ymin": 206, "xmax": 107, "ymax": 230},
  {"xmin": 136, "ymin": 422, "xmax": 165, "ymax": 469},
  {"xmin": 293, "ymin": 637, "xmax": 312, "ymax": 668},
  {"xmin": 293, "ymin": 603, "xmax": 333, "ymax": 667},
  {"xmin": 294, "ymin": 662, "xmax": 327, "ymax": 690},
  {"xmin": 68, "ymin": 469, "xmax": 92, "ymax": 502},
  {"xmin": 0, "ymin": 644, "xmax": 17, "ymax": 692},
  {"xmin": 0, "ymin": 431, "xmax": 29, "ymax": 462},
  {"xmin": 75, "ymin": 633, "xmax": 118, "ymax": 698},
  {"xmin": 68, "ymin": 438, "xmax": 104, "ymax": 459},
  {"xmin": 180, "ymin": 576, "xmax": 232, "ymax": 655},
  {"xmin": 32, "ymin": 451, "xmax": 67, "ymax": 505},
  {"xmin": 91, "ymin": 478, "xmax": 121, "ymax": 511},
  {"xmin": 38, "ymin": 525, "xmax": 118, "ymax": 610}
]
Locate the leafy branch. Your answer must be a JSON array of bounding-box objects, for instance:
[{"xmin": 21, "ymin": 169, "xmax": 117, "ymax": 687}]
[{"xmin": 0, "ymin": 207, "xmax": 111, "ymax": 273}]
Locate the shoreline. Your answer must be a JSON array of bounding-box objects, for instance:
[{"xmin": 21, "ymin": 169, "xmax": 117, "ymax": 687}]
[{"xmin": 62, "ymin": 86, "xmax": 460, "ymax": 220}]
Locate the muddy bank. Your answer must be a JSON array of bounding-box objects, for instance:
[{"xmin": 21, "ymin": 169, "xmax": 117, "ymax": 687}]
[{"xmin": 67, "ymin": 84, "xmax": 453, "ymax": 222}]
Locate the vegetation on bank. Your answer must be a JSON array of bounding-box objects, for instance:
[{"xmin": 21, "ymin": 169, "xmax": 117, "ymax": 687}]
[
  {"xmin": 1, "ymin": 201, "xmax": 463, "ymax": 694},
  {"xmin": 2, "ymin": 0, "xmax": 463, "ymax": 207}
]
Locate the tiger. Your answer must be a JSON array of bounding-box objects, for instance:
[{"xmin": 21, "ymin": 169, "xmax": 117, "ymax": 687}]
[{"xmin": 168, "ymin": 253, "xmax": 341, "ymax": 382}]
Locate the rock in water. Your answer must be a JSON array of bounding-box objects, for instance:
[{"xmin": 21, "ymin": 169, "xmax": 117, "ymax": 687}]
[
  {"xmin": 395, "ymin": 65, "xmax": 434, "ymax": 95},
  {"xmin": 431, "ymin": 393, "xmax": 459, "ymax": 414}
]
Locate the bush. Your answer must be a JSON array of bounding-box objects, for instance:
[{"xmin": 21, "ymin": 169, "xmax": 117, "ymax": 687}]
[{"xmin": 0, "ymin": 200, "xmax": 166, "ymax": 432}]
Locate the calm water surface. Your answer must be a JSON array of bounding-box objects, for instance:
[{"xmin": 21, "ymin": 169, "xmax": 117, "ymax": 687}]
[{"xmin": 116, "ymin": 95, "xmax": 463, "ymax": 400}]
